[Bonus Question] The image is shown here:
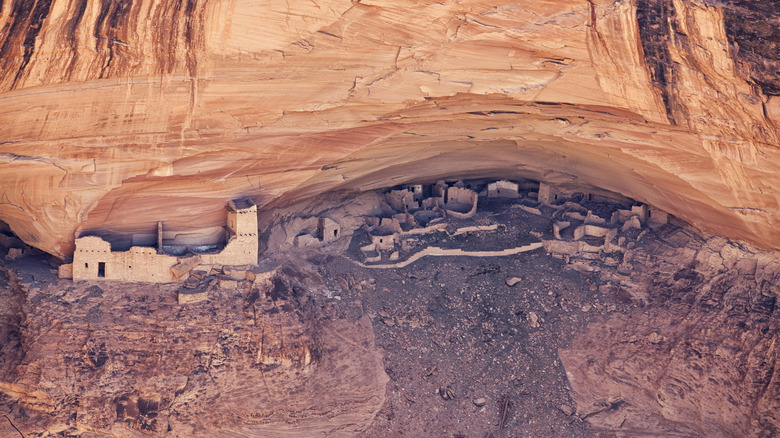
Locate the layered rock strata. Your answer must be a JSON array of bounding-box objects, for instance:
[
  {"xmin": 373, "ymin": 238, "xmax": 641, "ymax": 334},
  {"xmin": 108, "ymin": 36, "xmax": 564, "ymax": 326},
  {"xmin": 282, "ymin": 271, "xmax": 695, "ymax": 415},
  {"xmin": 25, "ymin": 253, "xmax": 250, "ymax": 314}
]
[{"xmin": 0, "ymin": 0, "xmax": 779, "ymax": 258}]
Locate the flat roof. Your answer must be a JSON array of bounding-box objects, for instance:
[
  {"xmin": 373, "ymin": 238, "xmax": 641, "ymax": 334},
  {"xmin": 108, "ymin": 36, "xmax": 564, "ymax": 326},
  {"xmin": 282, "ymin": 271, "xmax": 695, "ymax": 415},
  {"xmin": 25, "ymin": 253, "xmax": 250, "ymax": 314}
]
[{"xmin": 229, "ymin": 198, "xmax": 255, "ymax": 210}]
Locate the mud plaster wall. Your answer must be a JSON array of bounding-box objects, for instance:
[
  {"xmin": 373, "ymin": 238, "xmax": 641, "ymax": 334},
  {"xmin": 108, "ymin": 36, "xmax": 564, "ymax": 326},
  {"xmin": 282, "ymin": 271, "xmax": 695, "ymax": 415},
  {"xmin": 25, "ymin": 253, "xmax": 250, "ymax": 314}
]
[{"xmin": 72, "ymin": 236, "xmax": 178, "ymax": 282}]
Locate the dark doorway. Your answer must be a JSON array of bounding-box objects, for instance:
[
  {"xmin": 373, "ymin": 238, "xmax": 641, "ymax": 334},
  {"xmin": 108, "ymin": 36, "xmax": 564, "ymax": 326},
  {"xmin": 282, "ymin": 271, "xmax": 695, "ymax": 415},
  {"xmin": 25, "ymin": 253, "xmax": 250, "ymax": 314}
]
[{"xmin": 98, "ymin": 262, "xmax": 106, "ymax": 278}]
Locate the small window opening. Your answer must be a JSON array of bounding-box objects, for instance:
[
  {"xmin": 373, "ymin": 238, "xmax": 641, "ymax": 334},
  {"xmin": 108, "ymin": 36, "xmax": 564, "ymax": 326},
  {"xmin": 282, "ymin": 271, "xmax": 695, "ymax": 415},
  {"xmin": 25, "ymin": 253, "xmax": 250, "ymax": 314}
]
[
  {"xmin": 334, "ymin": 229, "xmax": 338, "ymax": 237},
  {"xmin": 98, "ymin": 262, "xmax": 106, "ymax": 278},
  {"xmin": 85, "ymin": 262, "xmax": 89, "ymax": 269}
]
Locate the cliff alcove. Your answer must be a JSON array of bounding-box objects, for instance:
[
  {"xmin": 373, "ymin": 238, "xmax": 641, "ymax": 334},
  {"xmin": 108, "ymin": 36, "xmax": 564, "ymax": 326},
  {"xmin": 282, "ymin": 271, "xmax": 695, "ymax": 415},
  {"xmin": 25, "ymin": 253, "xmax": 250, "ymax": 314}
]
[
  {"xmin": 1, "ymin": 0, "xmax": 779, "ymax": 436},
  {"xmin": 1, "ymin": 183, "xmax": 778, "ymax": 436},
  {"xmin": 0, "ymin": 0, "xmax": 779, "ymax": 258}
]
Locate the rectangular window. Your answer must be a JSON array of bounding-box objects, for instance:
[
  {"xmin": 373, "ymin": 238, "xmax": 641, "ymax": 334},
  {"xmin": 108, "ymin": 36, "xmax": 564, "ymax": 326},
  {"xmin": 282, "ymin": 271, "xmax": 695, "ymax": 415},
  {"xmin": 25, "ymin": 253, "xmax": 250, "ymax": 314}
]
[{"xmin": 98, "ymin": 262, "xmax": 106, "ymax": 278}]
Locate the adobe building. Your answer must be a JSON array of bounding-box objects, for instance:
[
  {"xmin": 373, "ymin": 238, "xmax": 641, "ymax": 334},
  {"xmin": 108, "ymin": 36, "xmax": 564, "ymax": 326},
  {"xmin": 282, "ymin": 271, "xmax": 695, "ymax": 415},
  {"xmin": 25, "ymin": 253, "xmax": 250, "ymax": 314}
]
[
  {"xmin": 60, "ymin": 199, "xmax": 258, "ymax": 283},
  {"xmin": 69, "ymin": 236, "xmax": 180, "ymax": 282}
]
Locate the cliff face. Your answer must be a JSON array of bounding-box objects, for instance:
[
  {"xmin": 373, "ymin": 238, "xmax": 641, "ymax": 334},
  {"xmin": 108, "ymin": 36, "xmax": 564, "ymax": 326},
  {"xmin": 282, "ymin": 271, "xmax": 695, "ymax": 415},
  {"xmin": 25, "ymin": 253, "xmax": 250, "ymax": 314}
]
[
  {"xmin": 0, "ymin": 263, "xmax": 388, "ymax": 436},
  {"xmin": 0, "ymin": 0, "xmax": 779, "ymax": 258}
]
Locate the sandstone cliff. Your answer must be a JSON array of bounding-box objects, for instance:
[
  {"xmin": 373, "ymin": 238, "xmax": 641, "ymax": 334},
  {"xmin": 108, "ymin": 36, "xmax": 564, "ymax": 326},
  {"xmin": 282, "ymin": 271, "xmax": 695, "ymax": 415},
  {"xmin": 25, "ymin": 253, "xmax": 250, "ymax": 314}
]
[{"xmin": 0, "ymin": 0, "xmax": 779, "ymax": 258}]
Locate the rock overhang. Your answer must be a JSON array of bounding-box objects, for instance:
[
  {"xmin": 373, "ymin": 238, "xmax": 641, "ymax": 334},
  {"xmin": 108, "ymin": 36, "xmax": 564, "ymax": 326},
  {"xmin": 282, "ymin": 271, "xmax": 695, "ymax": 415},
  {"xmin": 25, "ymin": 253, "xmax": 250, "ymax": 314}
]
[{"xmin": 0, "ymin": 0, "xmax": 778, "ymax": 257}]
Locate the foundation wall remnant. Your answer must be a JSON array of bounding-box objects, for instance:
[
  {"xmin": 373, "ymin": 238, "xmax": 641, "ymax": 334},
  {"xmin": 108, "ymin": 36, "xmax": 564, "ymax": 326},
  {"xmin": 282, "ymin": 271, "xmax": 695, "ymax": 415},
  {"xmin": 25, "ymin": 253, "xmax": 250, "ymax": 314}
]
[
  {"xmin": 584, "ymin": 211, "xmax": 607, "ymax": 225},
  {"xmin": 64, "ymin": 199, "xmax": 258, "ymax": 283},
  {"xmin": 574, "ymin": 224, "xmax": 617, "ymax": 241},
  {"xmin": 611, "ymin": 209, "xmax": 634, "ymax": 224},
  {"xmin": 553, "ymin": 221, "xmax": 571, "ymax": 240},
  {"xmin": 294, "ymin": 234, "xmax": 320, "ymax": 247}
]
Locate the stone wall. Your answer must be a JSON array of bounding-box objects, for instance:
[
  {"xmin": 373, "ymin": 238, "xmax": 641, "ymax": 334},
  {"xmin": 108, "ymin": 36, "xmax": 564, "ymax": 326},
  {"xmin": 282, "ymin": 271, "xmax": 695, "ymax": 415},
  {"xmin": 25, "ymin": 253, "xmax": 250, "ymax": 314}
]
[
  {"xmin": 190, "ymin": 201, "xmax": 258, "ymax": 267},
  {"xmin": 70, "ymin": 236, "xmax": 179, "ymax": 283},
  {"xmin": 65, "ymin": 200, "xmax": 258, "ymax": 283},
  {"xmin": 442, "ymin": 187, "xmax": 478, "ymax": 219}
]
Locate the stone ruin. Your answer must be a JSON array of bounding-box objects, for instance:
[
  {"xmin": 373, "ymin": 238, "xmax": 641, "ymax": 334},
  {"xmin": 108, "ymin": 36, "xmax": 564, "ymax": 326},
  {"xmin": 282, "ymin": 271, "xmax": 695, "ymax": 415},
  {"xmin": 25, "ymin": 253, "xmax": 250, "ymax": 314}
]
[
  {"xmin": 358, "ymin": 181, "xmax": 483, "ymax": 262},
  {"xmin": 60, "ymin": 199, "xmax": 259, "ymax": 283},
  {"xmin": 540, "ymin": 194, "xmax": 671, "ymax": 283},
  {"xmin": 293, "ymin": 217, "xmax": 342, "ymax": 247},
  {"xmin": 354, "ymin": 178, "xmax": 673, "ymax": 269},
  {"xmin": 487, "ymin": 180, "xmax": 520, "ymax": 198}
]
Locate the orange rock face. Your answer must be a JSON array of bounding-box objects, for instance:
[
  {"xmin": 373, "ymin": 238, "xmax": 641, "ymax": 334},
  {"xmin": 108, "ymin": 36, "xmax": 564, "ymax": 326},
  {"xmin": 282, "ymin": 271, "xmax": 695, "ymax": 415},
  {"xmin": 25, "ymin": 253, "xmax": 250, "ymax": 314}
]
[{"xmin": 0, "ymin": 0, "xmax": 778, "ymax": 258}]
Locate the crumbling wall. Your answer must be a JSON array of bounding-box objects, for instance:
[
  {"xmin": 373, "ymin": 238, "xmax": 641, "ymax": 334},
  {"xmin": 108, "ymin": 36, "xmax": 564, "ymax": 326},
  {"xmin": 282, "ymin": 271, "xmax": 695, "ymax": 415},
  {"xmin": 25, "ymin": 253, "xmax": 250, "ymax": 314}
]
[
  {"xmin": 386, "ymin": 190, "xmax": 419, "ymax": 212},
  {"xmin": 200, "ymin": 233, "xmax": 257, "ymax": 266}
]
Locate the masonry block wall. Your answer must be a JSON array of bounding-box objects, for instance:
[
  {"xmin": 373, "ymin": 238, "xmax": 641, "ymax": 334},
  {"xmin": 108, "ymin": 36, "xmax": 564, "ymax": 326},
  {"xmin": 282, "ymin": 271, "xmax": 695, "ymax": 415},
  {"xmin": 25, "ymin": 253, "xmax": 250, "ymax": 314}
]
[
  {"xmin": 71, "ymin": 236, "xmax": 179, "ymax": 282},
  {"xmin": 66, "ymin": 199, "xmax": 259, "ymax": 283},
  {"xmin": 200, "ymin": 200, "xmax": 258, "ymax": 266},
  {"xmin": 442, "ymin": 187, "xmax": 478, "ymax": 219}
]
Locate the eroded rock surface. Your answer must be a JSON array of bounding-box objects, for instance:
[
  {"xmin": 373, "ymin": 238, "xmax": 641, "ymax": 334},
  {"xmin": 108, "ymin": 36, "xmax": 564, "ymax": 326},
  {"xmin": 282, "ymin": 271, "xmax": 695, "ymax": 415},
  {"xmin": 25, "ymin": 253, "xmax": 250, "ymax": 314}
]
[
  {"xmin": 560, "ymin": 230, "xmax": 780, "ymax": 437},
  {"xmin": 0, "ymin": 265, "xmax": 387, "ymax": 436},
  {"xmin": 1, "ymin": 0, "xmax": 780, "ymax": 258}
]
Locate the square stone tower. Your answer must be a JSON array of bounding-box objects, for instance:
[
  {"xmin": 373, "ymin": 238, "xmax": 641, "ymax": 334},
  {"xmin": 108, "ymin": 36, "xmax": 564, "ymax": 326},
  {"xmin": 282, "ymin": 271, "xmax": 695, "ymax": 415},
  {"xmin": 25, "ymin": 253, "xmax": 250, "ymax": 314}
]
[
  {"xmin": 227, "ymin": 199, "xmax": 258, "ymax": 235},
  {"xmin": 222, "ymin": 198, "xmax": 259, "ymax": 266}
]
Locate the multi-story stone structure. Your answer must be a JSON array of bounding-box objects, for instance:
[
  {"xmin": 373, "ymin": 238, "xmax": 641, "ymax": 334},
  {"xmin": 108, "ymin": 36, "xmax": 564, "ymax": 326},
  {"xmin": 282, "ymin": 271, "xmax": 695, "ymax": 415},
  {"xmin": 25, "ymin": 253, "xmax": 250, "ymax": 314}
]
[{"xmin": 59, "ymin": 199, "xmax": 258, "ymax": 283}]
